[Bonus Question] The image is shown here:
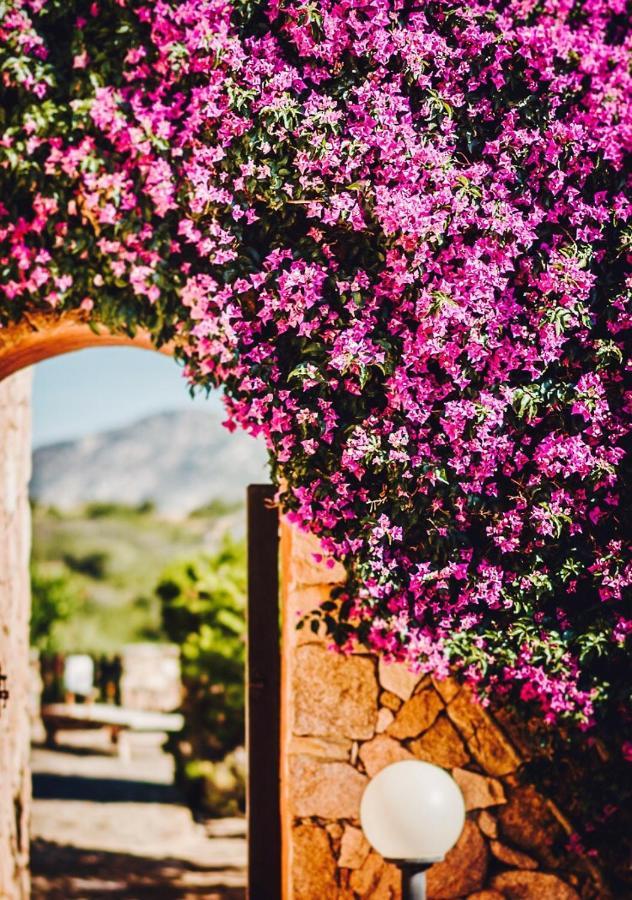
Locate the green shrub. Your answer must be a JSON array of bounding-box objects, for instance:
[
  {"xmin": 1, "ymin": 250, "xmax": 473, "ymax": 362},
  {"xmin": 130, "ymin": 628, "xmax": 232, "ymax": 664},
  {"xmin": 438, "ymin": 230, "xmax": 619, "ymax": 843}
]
[
  {"xmin": 156, "ymin": 536, "xmax": 247, "ymax": 814},
  {"xmin": 30, "ymin": 565, "xmax": 82, "ymax": 652}
]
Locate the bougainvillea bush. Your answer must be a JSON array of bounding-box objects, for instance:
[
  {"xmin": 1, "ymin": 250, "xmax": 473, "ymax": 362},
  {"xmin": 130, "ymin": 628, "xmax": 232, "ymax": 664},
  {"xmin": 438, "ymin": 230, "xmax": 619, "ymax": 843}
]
[{"xmin": 1, "ymin": 0, "xmax": 630, "ymax": 836}]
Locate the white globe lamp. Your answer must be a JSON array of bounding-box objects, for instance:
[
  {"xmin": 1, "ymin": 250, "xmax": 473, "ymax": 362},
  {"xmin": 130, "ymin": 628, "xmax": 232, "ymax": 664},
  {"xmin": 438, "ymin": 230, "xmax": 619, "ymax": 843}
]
[{"xmin": 360, "ymin": 760, "xmax": 465, "ymax": 900}]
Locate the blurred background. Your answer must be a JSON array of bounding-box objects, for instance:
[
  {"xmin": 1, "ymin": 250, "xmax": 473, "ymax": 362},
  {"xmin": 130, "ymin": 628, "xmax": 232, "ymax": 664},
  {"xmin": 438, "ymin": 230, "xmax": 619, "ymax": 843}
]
[{"xmin": 29, "ymin": 347, "xmax": 268, "ymax": 899}]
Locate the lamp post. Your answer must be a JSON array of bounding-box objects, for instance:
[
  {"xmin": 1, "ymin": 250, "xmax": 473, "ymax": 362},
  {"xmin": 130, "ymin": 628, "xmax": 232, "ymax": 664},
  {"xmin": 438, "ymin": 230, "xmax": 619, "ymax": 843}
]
[{"xmin": 359, "ymin": 760, "xmax": 465, "ymax": 900}]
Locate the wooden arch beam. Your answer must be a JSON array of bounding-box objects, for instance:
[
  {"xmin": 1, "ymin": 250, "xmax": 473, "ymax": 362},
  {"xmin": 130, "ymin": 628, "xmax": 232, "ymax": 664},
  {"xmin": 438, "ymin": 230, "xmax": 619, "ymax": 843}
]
[{"xmin": 0, "ymin": 310, "xmax": 173, "ymax": 381}]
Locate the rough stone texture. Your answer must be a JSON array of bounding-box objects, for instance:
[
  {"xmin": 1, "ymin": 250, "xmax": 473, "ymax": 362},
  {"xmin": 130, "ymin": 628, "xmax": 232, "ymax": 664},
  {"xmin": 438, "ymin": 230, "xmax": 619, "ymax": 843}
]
[
  {"xmin": 289, "ymin": 584, "xmax": 338, "ymax": 648},
  {"xmin": 386, "ymin": 686, "xmax": 444, "ymax": 740},
  {"xmin": 0, "ymin": 371, "xmax": 32, "ymax": 900},
  {"xmin": 338, "ymin": 826, "xmax": 370, "ymax": 870},
  {"xmin": 349, "ymin": 853, "xmax": 400, "ymax": 898},
  {"xmin": 492, "ymin": 870, "xmax": 580, "ymax": 899},
  {"xmin": 478, "ymin": 810, "xmax": 499, "ymax": 839},
  {"xmin": 377, "ymin": 658, "xmax": 421, "ymax": 701},
  {"xmin": 293, "ymin": 644, "xmax": 378, "ymax": 740},
  {"xmin": 432, "ymin": 675, "xmax": 461, "ymax": 704},
  {"xmin": 358, "ymin": 733, "xmax": 413, "ymax": 778},
  {"xmin": 427, "ymin": 820, "xmax": 489, "ymax": 899},
  {"xmin": 452, "ymin": 768, "xmax": 506, "ymax": 810},
  {"xmin": 278, "ymin": 517, "xmax": 605, "ymax": 899},
  {"xmin": 490, "ymin": 840, "xmax": 538, "ymax": 870},
  {"xmin": 288, "ymin": 735, "xmax": 352, "ymax": 760},
  {"xmin": 292, "ymin": 824, "xmax": 338, "ymax": 900},
  {"xmin": 497, "ymin": 784, "xmax": 564, "ymax": 868},
  {"xmin": 375, "ymin": 707, "xmax": 394, "ymax": 733},
  {"xmin": 409, "ymin": 714, "xmax": 470, "ymax": 768},
  {"xmin": 288, "ymin": 755, "xmax": 367, "ymax": 820},
  {"xmin": 380, "ymin": 691, "xmax": 402, "ymax": 712},
  {"xmin": 447, "ymin": 689, "xmax": 520, "ymax": 776},
  {"xmin": 287, "ymin": 527, "xmax": 346, "ymax": 587},
  {"xmin": 326, "ymin": 822, "xmax": 344, "ymax": 844}
]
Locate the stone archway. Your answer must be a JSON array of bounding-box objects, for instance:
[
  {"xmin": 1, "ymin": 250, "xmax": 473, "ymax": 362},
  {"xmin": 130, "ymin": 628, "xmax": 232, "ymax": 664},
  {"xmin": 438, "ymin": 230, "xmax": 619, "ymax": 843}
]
[
  {"xmin": 0, "ymin": 312, "xmax": 607, "ymax": 899},
  {"xmin": 0, "ymin": 310, "xmax": 172, "ymax": 382}
]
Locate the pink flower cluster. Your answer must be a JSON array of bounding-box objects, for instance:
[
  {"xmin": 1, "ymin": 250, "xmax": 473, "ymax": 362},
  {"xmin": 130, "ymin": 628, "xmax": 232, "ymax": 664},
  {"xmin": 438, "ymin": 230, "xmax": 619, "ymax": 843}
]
[{"xmin": 1, "ymin": 0, "xmax": 630, "ymax": 727}]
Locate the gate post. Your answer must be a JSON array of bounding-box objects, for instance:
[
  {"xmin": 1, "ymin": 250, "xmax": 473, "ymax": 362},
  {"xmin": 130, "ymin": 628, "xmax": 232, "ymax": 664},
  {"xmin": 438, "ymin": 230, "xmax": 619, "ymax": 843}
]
[{"xmin": 247, "ymin": 485, "xmax": 281, "ymax": 899}]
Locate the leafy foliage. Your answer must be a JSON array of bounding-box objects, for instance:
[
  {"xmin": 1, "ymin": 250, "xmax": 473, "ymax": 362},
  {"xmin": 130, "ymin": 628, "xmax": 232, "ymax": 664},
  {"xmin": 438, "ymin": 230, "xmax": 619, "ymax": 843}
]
[
  {"xmin": 30, "ymin": 564, "xmax": 81, "ymax": 652},
  {"xmin": 156, "ymin": 537, "xmax": 246, "ymax": 765}
]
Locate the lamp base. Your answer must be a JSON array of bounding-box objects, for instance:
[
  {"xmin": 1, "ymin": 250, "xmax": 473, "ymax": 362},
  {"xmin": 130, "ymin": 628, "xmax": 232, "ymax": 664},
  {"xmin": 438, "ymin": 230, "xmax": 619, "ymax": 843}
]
[{"xmin": 391, "ymin": 859, "xmax": 443, "ymax": 900}]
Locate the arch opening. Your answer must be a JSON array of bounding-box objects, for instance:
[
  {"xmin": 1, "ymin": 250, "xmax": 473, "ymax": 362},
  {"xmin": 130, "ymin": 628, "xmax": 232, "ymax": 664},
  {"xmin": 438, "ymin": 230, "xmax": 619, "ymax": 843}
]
[
  {"xmin": 0, "ymin": 328, "xmax": 280, "ymax": 899},
  {"xmin": 0, "ymin": 311, "xmax": 173, "ymax": 382}
]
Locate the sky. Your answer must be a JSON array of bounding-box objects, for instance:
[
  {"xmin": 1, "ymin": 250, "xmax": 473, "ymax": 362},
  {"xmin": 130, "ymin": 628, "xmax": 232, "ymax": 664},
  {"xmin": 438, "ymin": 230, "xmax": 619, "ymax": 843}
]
[{"xmin": 32, "ymin": 347, "xmax": 221, "ymax": 447}]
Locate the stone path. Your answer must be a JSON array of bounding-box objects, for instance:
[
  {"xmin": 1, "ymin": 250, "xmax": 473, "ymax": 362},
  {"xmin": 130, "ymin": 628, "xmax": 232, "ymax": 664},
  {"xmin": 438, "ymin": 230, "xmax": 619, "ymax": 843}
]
[{"xmin": 31, "ymin": 730, "xmax": 246, "ymax": 899}]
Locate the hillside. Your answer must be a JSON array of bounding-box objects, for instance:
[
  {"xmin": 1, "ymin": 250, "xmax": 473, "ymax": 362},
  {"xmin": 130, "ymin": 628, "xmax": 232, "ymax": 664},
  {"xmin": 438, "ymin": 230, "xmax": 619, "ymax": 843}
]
[
  {"xmin": 31, "ymin": 501, "xmax": 245, "ymax": 653},
  {"xmin": 30, "ymin": 409, "xmax": 269, "ymax": 516}
]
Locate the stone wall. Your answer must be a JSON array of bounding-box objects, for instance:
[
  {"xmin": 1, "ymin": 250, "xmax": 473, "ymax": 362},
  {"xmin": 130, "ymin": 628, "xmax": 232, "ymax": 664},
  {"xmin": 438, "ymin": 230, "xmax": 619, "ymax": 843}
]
[
  {"xmin": 280, "ymin": 519, "xmax": 604, "ymax": 900},
  {"xmin": 0, "ymin": 371, "xmax": 32, "ymax": 900}
]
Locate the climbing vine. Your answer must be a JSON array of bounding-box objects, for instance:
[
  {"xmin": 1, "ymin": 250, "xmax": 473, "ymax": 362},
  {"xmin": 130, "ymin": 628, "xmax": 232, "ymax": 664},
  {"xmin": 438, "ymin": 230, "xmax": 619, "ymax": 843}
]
[{"xmin": 1, "ymin": 0, "xmax": 630, "ymax": 755}]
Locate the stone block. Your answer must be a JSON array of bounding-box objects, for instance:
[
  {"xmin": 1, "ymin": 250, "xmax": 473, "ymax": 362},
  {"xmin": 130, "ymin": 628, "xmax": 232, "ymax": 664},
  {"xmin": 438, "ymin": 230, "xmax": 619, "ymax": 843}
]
[
  {"xmin": 380, "ymin": 691, "xmax": 402, "ymax": 712},
  {"xmin": 349, "ymin": 852, "xmax": 400, "ymax": 898},
  {"xmin": 376, "ymin": 707, "xmax": 394, "ymax": 733},
  {"xmin": 491, "ymin": 870, "xmax": 580, "ymax": 899},
  {"xmin": 288, "ymin": 526, "xmax": 346, "ymax": 586},
  {"xmin": 338, "ymin": 825, "xmax": 370, "ymax": 870},
  {"xmin": 386, "ymin": 687, "xmax": 443, "ymax": 741},
  {"xmin": 409, "ymin": 714, "xmax": 470, "ymax": 769},
  {"xmin": 490, "ymin": 840, "xmax": 538, "ymax": 870},
  {"xmin": 446, "ymin": 690, "xmax": 520, "ymax": 776},
  {"xmin": 478, "ymin": 810, "xmax": 498, "ymax": 839},
  {"xmin": 292, "ymin": 823, "xmax": 338, "ymax": 899},
  {"xmin": 358, "ymin": 734, "xmax": 413, "ymax": 778},
  {"xmin": 432, "ymin": 675, "xmax": 461, "ymax": 703},
  {"xmin": 326, "ymin": 822, "xmax": 344, "ymax": 843},
  {"xmin": 288, "ymin": 735, "xmax": 352, "ymax": 760},
  {"xmin": 286, "ymin": 584, "xmax": 338, "ymax": 646},
  {"xmin": 427, "ymin": 820, "xmax": 489, "ymax": 899},
  {"xmin": 293, "ymin": 644, "xmax": 378, "ymax": 740},
  {"xmin": 497, "ymin": 785, "xmax": 564, "ymax": 868},
  {"xmin": 288, "ymin": 755, "xmax": 367, "ymax": 820},
  {"xmin": 452, "ymin": 768, "xmax": 506, "ymax": 810},
  {"xmin": 378, "ymin": 658, "xmax": 421, "ymax": 700}
]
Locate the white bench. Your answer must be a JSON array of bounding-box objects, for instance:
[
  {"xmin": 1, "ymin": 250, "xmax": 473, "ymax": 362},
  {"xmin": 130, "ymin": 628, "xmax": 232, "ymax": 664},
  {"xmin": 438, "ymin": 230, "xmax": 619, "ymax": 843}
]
[{"xmin": 41, "ymin": 702, "xmax": 184, "ymax": 760}]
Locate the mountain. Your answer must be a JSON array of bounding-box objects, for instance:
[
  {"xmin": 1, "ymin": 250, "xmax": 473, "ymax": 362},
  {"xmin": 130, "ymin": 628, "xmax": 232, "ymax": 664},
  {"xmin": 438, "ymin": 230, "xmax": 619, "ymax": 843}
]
[{"xmin": 30, "ymin": 409, "xmax": 270, "ymax": 515}]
